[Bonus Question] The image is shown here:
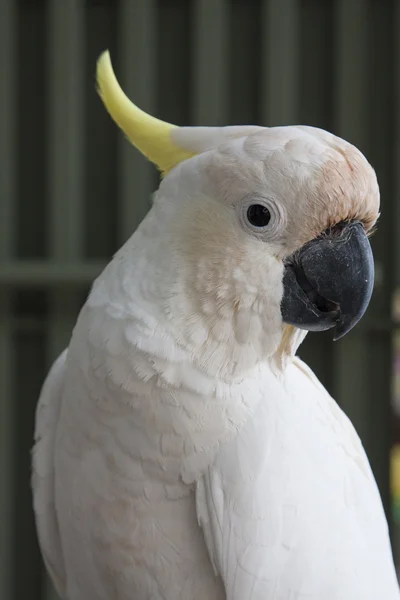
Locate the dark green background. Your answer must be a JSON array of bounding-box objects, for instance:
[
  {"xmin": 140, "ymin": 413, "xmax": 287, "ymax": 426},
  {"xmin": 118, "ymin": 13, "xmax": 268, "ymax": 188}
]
[{"xmin": 0, "ymin": 1, "xmax": 398, "ymax": 599}]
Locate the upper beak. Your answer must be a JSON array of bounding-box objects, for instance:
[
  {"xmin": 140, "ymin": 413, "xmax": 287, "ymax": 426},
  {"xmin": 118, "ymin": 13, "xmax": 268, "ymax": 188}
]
[{"xmin": 281, "ymin": 221, "xmax": 374, "ymax": 340}]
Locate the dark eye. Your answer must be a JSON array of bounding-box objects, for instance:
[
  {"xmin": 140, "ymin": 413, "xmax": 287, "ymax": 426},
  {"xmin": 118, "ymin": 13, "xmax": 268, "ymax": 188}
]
[{"xmin": 246, "ymin": 204, "xmax": 271, "ymax": 228}]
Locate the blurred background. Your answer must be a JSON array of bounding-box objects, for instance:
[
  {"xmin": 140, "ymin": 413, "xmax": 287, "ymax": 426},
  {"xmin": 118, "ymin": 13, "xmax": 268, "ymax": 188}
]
[{"xmin": 1, "ymin": 0, "xmax": 400, "ymax": 598}]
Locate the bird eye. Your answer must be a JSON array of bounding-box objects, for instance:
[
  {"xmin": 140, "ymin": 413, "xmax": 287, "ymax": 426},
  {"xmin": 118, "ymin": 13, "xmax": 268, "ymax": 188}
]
[
  {"xmin": 237, "ymin": 195, "xmax": 285, "ymax": 241},
  {"xmin": 246, "ymin": 204, "xmax": 271, "ymax": 228}
]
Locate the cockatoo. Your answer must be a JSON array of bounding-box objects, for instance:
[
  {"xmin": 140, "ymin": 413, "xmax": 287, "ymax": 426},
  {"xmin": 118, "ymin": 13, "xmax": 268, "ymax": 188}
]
[{"xmin": 32, "ymin": 50, "xmax": 400, "ymax": 600}]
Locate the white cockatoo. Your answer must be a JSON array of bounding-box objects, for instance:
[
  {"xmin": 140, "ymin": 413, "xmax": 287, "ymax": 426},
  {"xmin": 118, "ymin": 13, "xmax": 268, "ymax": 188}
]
[{"xmin": 32, "ymin": 50, "xmax": 400, "ymax": 600}]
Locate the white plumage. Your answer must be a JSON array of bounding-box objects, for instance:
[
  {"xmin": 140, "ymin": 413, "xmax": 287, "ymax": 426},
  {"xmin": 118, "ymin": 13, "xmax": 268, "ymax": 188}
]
[
  {"xmin": 31, "ymin": 51, "xmax": 399, "ymax": 599},
  {"xmin": 197, "ymin": 357, "xmax": 399, "ymax": 599}
]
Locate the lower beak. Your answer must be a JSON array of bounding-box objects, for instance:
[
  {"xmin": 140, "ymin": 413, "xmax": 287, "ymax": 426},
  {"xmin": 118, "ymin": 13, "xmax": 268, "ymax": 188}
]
[{"xmin": 280, "ymin": 221, "xmax": 374, "ymax": 340}]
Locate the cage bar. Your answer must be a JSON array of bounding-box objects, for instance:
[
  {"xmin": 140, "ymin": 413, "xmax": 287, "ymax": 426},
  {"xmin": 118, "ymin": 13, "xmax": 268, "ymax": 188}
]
[
  {"xmin": 116, "ymin": 0, "xmax": 157, "ymax": 243},
  {"xmin": 45, "ymin": 1, "xmax": 86, "ymax": 598},
  {"xmin": 260, "ymin": 0, "xmax": 300, "ymax": 126},
  {"xmin": 192, "ymin": 0, "xmax": 229, "ymax": 126},
  {"xmin": 332, "ymin": 0, "xmax": 371, "ymax": 429},
  {"xmin": 0, "ymin": 1, "xmax": 17, "ymax": 599},
  {"xmin": 334, "ymin": 0, "xmax": 369, "ymax": 149}
]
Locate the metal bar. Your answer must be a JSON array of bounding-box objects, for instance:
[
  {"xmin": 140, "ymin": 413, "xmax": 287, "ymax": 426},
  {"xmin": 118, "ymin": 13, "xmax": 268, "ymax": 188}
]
[
  {"xmin": 0, "ymin": 262, "xmax": 105, "ymax": 285},
  {"xmin": 0, "ymin": 296, "xmax": 15, "ymax": 598},
  {"xmin": 46, "ymin": 2, "xmax": 85, "ymax": 599},
  {"xmin": 260, "ymin": 0, "xmax": 300, "ymax": 126},
  {"xmin": 299, "ymin": 0, "xmax": 333, "ymax": 128},
  {"xmin": 0, "ymin": 2, "xmax": 16, "ymax": 261},
  {"xmin": 393, "ymin": 14, "xmax": 400, "ymax": 562},
  {"xmin": 334, "ymin": 0, "xmax": 369, "ymax": 150},
  {"xmin": 192, "ymin": 0, "xmax": 229, "ymax": 125},
  {"xmin": 332, "ymin": 0, "xmax": 370, "ymax": 427},
  {"xmin": 395, "ymin": 0, "xmax": 400, "ymax": 291},
  {"xmin": 47, "ymin": 0, "xmax": 85, "ymax": 260},
  {"xmin": 332, "ymin": 1, "xmax": 392, "ymax": 513},
  {"xmin": 116, "ymin": 0, "xmax": 157, "ymax": 244},
  {"xmin": 365, "ymin": 0, "xmax": 398, "ymax": 531},
  {"xmin": 0, "ymin": 1, "xmax": 16, "ymax": 599}
]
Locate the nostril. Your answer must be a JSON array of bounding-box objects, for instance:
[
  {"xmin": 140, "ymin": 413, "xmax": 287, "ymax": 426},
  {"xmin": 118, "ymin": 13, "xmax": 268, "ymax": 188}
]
[{"xmin": 321, "ymin": 220, "xmax": 362, "ymax": 240}]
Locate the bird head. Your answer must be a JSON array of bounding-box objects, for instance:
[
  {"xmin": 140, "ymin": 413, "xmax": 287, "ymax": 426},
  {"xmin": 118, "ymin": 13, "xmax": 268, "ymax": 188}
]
[{"xmin": 96, "ymin": 51, "xmax": 379, "ymax": 374}]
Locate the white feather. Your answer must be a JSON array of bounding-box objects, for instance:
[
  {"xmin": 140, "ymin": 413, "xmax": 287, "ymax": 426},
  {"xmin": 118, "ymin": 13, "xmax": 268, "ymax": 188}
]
[
  {"xmin": 31, "ymin": 124, "xmax": 392, "ymax": 599},
  {"xmin": 196, "ymin": 357, "xmax": 400, "ymax": 599}
]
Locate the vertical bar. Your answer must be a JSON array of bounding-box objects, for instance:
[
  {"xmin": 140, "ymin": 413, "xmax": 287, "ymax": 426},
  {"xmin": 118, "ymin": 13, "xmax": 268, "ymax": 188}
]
[
  {"xmin": 365, "ymin": 0, "xmax": 395, "ymax": 516},
  {"xmin": 334, "ymin": 0, "xmax": 369, "ymax": 149},
  {"xmin": 0, "ymin": 298, "xmax": 14, "ymax": 599},
  {"xmin": 332, "ymin": 0, "xmax": 371, "ymax": 436},
  {"xmin": 391, "ymin": 0, "xmax": 400, "ymax": 561},
  {"xmin": 333, "ymin": 0, "xmax": 393, "ymax": 522},
  {"xmin": 116, "ymin": 0, "xmax": 157, "ymax": 243},
  {"xmin": 0, "ymin": 1, "xmax": 16, "ymax": 259},
  {"xmin": 260, "ymin": 0, "xmax": 300, "ymax": 125},
  {"xmin": 48, "ymin": 0, "xmax": 85, "ymax": 260},
  {"xmin": 192, "ymin": 0, "xmax": 229, "ymax": 125},
  {"xmin": 395, "ymin": 0, "xmax": 400, "ymax": 292},
  {"xmin": 261, "ymin": 0, "xmax": 334, "ymax": 407},
  {"xmin": 46, "ymin": 1, "xmax": 85, "ymax": 599},
  {"xmin": 299, "ymin": 0, "xmax": 334, "ymax": 129},
  {"xmin": 0, "ymin": 2, "xmax": 16, "ymax": 597}
]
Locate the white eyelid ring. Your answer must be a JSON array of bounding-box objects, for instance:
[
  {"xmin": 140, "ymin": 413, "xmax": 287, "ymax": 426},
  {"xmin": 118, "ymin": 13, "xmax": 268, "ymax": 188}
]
[{"xmin": 238, "ymin": 195, "xmax": 287, "ymax": 241}]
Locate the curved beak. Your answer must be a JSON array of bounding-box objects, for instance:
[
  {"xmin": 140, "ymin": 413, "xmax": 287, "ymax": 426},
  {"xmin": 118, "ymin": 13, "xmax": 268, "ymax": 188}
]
[{"xmin": 281, "ymin": 222, "xmax": 374, "ymax": 340}]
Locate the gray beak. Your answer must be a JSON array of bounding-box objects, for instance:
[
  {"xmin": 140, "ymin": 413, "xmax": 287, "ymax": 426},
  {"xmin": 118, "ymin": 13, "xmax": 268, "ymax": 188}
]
[{"xmin": 281, "ymin": 221, "xmax": 374, "ymax": 340}]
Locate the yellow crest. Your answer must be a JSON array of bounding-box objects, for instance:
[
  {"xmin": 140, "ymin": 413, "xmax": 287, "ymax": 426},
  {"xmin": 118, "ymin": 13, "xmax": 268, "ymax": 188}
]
[{"xmin": 96, "ymin": 51, "xmax": 194, "ymax": 174}]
